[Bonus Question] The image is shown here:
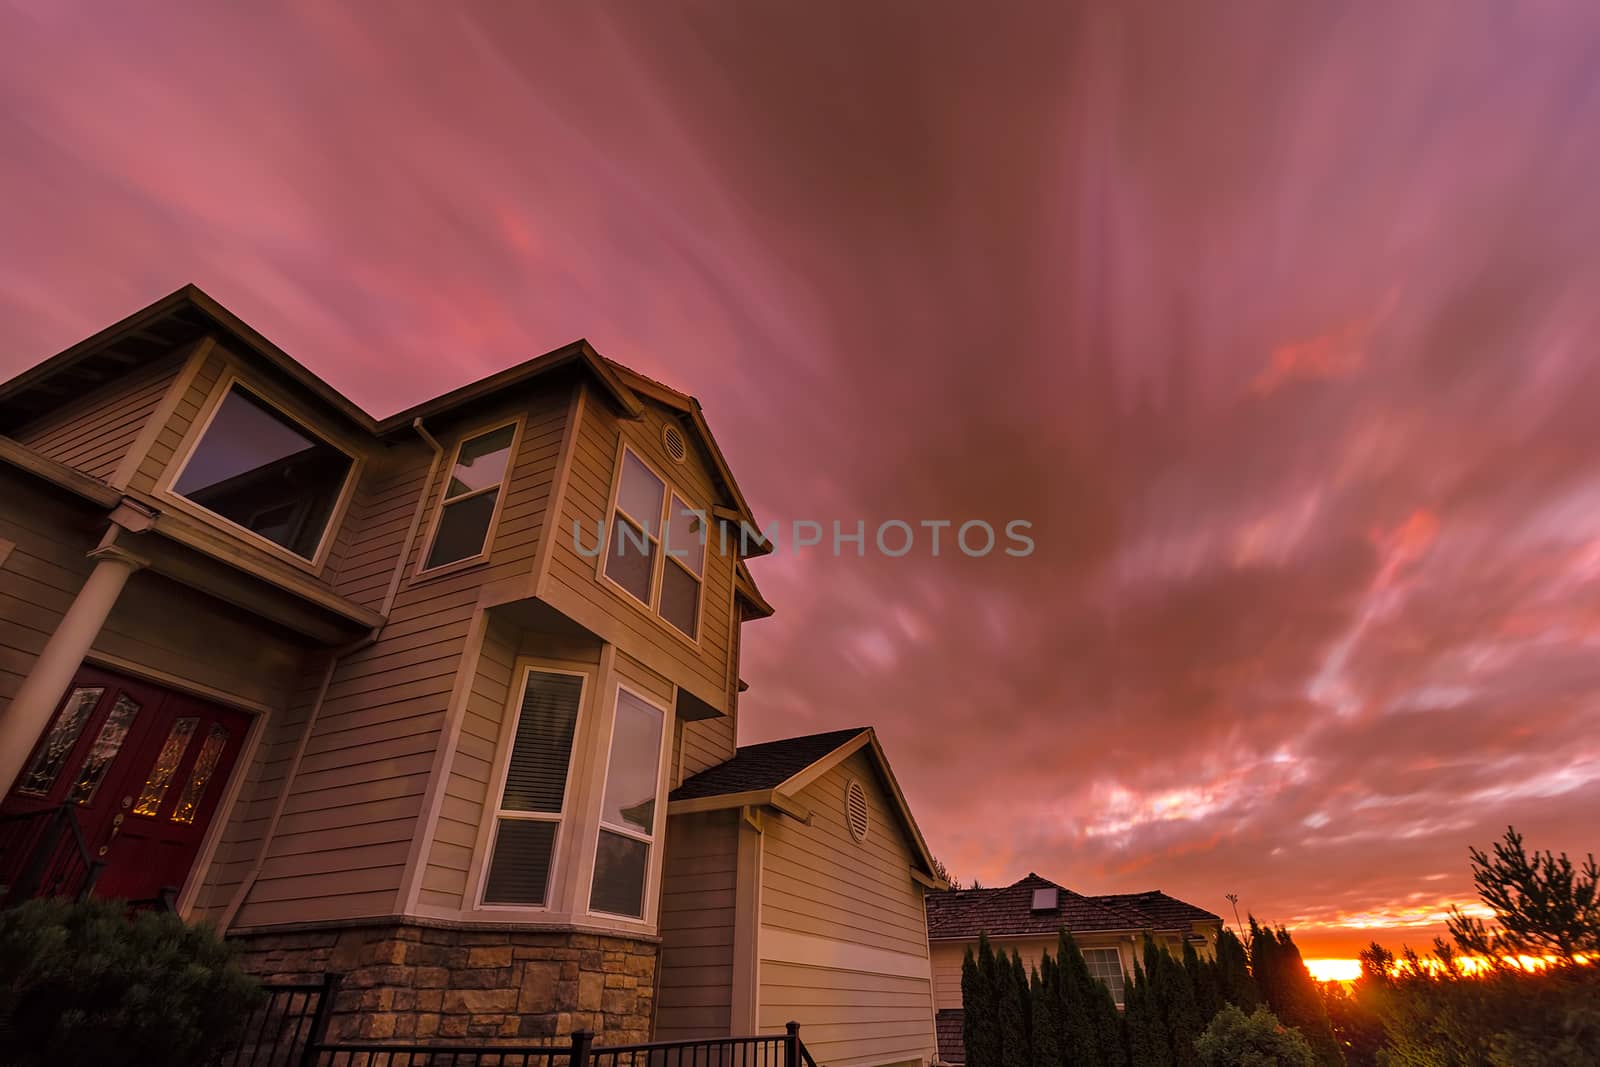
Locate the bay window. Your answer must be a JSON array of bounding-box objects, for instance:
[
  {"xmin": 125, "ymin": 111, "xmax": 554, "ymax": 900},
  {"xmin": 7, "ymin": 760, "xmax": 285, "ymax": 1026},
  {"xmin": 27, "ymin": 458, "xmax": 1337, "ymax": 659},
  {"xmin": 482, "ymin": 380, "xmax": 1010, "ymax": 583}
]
[
  {"xmin": 588, "ymin": 687, "xmax": 666, "ymax": 919},
  {"xmin": 601, "ymin": 446, "xmax": 707, "ymax": 640},
  {"xmin": 481, "ymin": 670, "xmax": 585, "ymax": 907}
]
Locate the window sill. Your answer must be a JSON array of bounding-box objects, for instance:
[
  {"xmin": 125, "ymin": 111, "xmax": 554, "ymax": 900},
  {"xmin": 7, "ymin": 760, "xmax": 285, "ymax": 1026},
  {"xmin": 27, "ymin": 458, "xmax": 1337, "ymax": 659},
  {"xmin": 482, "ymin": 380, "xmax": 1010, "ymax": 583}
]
[{"xmin": 410, "ymin": 552, "xmax": 492, "ymax": 586}]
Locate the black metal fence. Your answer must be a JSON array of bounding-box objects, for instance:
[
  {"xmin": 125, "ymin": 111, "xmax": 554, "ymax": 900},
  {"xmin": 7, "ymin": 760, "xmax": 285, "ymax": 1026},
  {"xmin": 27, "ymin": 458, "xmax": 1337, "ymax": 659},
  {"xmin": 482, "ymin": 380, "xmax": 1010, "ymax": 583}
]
[
  {"xmin": 215, "ymin": 975, "xmax": 340, "ymax": 1067},
  {"xmin": 0, "ymin": 802, "xmax": 102, "ymax": 906},
  {"xmin": 289, "ymin": 1019, "xmax": 817, "ymax": 1067}
]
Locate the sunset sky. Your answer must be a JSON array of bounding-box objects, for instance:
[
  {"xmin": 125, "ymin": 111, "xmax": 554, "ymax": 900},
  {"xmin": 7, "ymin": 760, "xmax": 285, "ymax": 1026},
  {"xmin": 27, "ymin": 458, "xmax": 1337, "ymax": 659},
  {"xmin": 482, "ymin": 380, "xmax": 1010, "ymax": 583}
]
[{"xmin": 4, "ymin": 2, "xmax": 1600, "ymax": 963}]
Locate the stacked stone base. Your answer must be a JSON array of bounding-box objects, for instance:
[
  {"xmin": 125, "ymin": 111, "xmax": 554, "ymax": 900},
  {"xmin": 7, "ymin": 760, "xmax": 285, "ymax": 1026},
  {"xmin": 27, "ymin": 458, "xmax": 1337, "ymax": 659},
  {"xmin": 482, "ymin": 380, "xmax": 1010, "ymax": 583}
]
[{"xmin": 231, "ymin": 923, "xmax": 657, "ymax": 1044}]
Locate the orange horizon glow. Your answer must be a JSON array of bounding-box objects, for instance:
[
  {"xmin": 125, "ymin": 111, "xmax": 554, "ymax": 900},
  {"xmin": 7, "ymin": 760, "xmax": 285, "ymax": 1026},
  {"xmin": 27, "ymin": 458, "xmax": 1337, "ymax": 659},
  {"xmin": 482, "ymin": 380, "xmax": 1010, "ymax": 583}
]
[{"xmin": 1305, "ymin": 953, "xmax": 1593, "ymax": 983}]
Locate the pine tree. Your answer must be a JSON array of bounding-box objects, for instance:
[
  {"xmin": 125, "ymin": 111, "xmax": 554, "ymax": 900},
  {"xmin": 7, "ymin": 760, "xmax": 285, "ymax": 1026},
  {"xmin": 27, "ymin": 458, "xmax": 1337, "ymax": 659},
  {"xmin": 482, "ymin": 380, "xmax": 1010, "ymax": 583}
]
[
  {"xmin": 1140, "ymin": 936, "xmax": 1204, "ymax": 1066},
  {"xmin": 1249, "ymin": 919, "xmax": 1342, "ymax": 1067},
  {"xmin": 964, "ymin": 935, "xmax": 1004, "ymax": 1067},
  {"xmin": 1124, "ymin": 960, "xmax": 1171, "ymax": 1066},
  {"xmin": 1213, "ymin": 927, "xmax": 1257, "ymax": 1011},
  {"xmin": 1055, "ymin": 932, "xmax": 1100, "ymax": 1065},
  {"xmin": 1029, "ymin": 960, "xmax": 1059, "ymax": 1067},
  {"xmin": 1184, "ymin": 939, "xmax": 1221, "ymax": 1022},
  {"xmin": 999, "ymin": 950, "xmax": 1031, "ymax": 1067}
]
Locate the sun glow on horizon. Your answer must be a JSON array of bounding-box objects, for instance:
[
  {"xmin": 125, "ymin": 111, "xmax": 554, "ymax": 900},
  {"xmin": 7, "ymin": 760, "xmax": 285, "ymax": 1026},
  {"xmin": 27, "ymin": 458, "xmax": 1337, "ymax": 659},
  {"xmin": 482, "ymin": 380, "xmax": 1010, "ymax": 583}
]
[{"xmin": 1306, "ymin": 958, "xmax": 1362, "ymax": 982}]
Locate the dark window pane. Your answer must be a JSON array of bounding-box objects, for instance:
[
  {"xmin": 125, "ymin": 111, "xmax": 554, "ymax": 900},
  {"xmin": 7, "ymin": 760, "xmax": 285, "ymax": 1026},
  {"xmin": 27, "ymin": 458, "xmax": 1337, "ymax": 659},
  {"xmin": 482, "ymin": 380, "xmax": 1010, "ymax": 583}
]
[
  {"xmin": 604, "ymin": 513, "xmax": 656, "ymax": 603},
  {"xmin": 174, "ymin": 386, "xmax": 353, "ymax": 559},
  {"xmin": 599, "ymin": 690, "xmax": 664, "ymax": 832},
  {"xmin": 16, "ymin": 687, "xmax": 103, "ymax": 797},
  {"xmin": 483, "ymin": 819, "xmax": 558, "ymax": 905},
  {"xmin": 501, "ymin": 671, "xmax": 583, "ymax": 813},
  {"xmin": 425, "ymin": 490, "xmax": 499, "ymax": 569},
  {"xmin": 69, "ymin": 695, "xmax": 141, "ymax": 804},
  {"xmin": 446, "ymin": 426, "xmax": 515, "ymax": 498},
  {"xmin": 589, "ymin": 829, "xmax": 649, "ymax": 917},
  {"xmin": 659, "ymin": 561, "xmax": 700, "ymax": 638}
]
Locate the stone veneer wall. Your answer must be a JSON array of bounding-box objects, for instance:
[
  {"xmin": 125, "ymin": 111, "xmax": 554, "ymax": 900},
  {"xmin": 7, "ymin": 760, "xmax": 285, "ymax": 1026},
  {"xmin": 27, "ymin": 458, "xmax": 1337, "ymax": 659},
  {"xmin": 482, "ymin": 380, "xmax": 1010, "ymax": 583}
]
[{"xmin": 231, "ymin": 924, "xmax": 658, "ymax": 1044}]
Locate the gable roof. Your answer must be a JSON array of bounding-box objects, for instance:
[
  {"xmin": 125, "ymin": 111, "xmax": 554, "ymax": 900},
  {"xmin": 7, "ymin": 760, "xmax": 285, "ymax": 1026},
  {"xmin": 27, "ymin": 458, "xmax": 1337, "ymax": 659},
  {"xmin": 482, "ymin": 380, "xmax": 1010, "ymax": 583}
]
[
  {"xmin": 669, "ymin": 726, "xmax": 946, "ymax": 888},
  {"xmin": 925, "ymin": 873, "xmax": 1219, "ymax": 940},
  {"xmin": 671, "ymin": 728, "xmax": 869, "ymax": 801},
  {"xmin": 0, "ymin": 284, "xmax": 765, "ymax": 535}
]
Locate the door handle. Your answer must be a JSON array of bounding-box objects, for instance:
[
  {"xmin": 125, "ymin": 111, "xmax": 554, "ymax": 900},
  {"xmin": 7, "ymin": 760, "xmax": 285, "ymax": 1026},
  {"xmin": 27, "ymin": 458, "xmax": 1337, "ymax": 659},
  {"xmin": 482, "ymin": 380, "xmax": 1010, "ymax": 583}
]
[{"xmin": 98, "ymin": 811, "xmax": 126, "ymax": 858}]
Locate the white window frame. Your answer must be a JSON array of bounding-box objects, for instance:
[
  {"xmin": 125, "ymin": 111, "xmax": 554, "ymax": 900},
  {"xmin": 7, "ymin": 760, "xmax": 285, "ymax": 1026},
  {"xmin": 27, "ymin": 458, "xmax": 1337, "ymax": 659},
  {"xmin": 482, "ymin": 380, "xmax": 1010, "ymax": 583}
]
[
  {"xmin": 474, "ymin": 665, "xmax": 590, "ymax": 912},
  {"xmin": 414, "ymin": 416, "xmax": 524, "ymax": 580},
  {"xmin": 584, "ymin": 682, "xmax": 672, "ymax": 924},
  {"xmin": 1083, "ymin": 946, "xmax": 1127, "ymax": 1004},
  {"xmin": 594, "ymin": 443, "xmax": 708, "ymax": 646},
  {"xmin": 159, "ymin": 372, "xmax": 361, "ymax": 573}
]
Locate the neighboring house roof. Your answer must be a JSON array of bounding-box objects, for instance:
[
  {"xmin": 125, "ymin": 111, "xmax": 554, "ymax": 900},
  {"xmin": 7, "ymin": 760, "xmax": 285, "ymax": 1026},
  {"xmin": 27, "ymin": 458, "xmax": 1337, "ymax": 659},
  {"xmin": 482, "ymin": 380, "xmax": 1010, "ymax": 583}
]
[
  {"xmin": 669, "ymin": 726, "xmax": 947, "ymax": 889},
  {"xmin": 935, "ymin": 1009, "xmax": 965, "ymax": 1066},
  {"xmin": 1095, "ymin": 890, "xmax": 1221, "ymax": 931},
  {"xmin": 925, "ymin": 873, "xmax": 1219, "ymax": 940}
]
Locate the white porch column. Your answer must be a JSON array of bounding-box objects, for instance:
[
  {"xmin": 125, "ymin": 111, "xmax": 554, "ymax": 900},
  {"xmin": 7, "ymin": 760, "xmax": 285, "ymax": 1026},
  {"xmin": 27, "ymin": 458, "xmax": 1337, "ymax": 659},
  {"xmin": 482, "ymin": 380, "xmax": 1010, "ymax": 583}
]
[{"xmin": 0, "ymin": 544, "xmax": 145, "ymax": 792}]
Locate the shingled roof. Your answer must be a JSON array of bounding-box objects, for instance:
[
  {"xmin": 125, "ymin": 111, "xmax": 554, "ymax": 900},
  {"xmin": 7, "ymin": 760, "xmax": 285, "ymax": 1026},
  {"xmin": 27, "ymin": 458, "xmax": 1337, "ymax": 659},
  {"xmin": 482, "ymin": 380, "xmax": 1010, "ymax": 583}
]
[
  {"xmin": 925, "ymin": 873, "xmax": 1218, "ymax": 940},
  {"xmin": 669, "ymin": 727, "xmax": 869, "ymax": 801}
]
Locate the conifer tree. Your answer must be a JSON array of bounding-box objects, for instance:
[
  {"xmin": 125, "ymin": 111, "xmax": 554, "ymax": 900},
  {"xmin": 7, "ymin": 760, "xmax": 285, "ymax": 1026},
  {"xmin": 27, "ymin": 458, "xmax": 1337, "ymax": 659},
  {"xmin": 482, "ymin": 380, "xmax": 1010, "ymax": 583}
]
[
  {"xmin": 1248, "ymin": 919, "xmax": 1342, "ymax": 1067},
  {"xmin": 1029, "ymin": 960, "xmax": 1059, "ymax": 1067},
  {"xmin": 964, "ymin": 934, "xmax": 1004, "ymax": 1067},
  {"xmin": 999, "ymin": 950, "xmax": 1031, "ymax": 1067},
  {"xmin": 1183, "ymin": 939, "xmax": 1221, "ymax": 1021},
  {"xmin": 1123, "ymin": 960, "xmax": 1171, "ymax": 1066},
  {"xmin": 1213, "ymin": 927, "xmax": 1257, "ymax": 1011}
]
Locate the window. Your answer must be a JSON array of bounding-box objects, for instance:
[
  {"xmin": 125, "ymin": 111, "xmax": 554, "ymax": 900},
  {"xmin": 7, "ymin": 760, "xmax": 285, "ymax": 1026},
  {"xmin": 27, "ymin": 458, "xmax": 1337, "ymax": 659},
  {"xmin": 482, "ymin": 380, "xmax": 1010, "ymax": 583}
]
[
  {"xmin": 172, "ymin": 384, "xmax": 354, "ymax": 560},
  {"xmin": 482, "ymin": 670, "xmax": 585, "ymax": 907},
  {"xmin": 422, "ymin": 423, "xmax": 517, "ymax": 571},
  {"xmin": 601, "ymin": 447, "xmax": 707, "ymax": 639},
  {"xmin": 588, "ymin": 688, "xmax": 665, "ymax": 919},
  {"xmin": 1083, "ymin": 948, "xmax": 1127, "ymax": 1005},
  {"xmin": 14, "ymin": 687, "xmax": 103, "ymax": 797}
]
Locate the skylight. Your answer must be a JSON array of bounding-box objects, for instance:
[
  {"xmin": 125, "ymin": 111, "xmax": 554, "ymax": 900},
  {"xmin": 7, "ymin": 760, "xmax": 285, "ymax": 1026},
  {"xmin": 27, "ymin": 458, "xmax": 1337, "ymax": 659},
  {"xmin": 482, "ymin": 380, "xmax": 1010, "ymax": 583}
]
[{"xmin": 1031, "ymin": 887, "xmax": 1059, "ymax": 912}]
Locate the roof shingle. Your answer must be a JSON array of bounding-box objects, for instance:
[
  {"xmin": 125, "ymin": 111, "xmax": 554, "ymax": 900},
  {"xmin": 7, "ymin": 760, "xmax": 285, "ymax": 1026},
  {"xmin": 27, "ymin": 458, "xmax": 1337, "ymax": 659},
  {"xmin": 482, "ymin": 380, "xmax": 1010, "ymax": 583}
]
[
  {"xmin": 669, "ymin": 727, "xmax": 868, "ymax": 801},
  {"xmin": 925, "ymin": 873, "xmax": 1219, "ymax": 940}
]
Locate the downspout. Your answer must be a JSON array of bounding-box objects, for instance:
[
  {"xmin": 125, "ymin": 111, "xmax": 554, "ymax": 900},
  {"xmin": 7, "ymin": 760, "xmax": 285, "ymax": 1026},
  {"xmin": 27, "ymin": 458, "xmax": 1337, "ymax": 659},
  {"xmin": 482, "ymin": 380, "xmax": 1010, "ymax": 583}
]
[{"xmin": 216, "ymin": 418, "xmax": 446, "ymax": 933}]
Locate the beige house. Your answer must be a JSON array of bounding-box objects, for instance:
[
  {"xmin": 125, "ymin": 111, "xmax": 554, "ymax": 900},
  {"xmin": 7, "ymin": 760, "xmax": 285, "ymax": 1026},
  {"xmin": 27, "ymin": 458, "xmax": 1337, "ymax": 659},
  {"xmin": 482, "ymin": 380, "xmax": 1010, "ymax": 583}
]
[
  {"xmin": 925, "ymin": 874, "xmax": 1221, "ymax": 1064},
  {"xmin": 0, "ymin": 284, "xmax": 945, "ymax": 1061}
]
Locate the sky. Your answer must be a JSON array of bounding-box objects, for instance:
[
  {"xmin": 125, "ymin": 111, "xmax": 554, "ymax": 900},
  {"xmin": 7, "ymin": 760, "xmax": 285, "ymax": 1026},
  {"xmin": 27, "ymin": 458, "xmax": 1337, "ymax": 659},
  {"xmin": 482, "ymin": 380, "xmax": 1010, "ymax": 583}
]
[{"xmin": 4, "ymin": 1, "xmax": 1600, "ymax": 962}]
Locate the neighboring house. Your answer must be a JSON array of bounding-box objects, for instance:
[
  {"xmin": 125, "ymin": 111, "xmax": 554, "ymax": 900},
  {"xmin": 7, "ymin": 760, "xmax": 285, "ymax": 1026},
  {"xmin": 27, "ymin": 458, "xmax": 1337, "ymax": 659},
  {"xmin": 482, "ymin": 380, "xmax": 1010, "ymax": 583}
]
[
  {"xmin": 925, "ymin": 873, "xmax": 1221, "ymax": 1064},
  {"xmin": 0, "ymin": 284, "xmax": 945, "ymax": 1064}
]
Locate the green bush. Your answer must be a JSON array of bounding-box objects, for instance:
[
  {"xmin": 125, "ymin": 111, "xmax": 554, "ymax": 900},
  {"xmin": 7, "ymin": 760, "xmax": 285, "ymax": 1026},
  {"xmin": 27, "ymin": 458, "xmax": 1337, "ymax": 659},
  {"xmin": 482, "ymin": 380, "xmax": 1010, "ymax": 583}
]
[
  {"xmin": 1195, "ymin": 1005, "xmax": 1316, "ymax": 1067},
  {"xmin": 0, "ymin": 896, "xmax": 263, "ymax": 1067}
]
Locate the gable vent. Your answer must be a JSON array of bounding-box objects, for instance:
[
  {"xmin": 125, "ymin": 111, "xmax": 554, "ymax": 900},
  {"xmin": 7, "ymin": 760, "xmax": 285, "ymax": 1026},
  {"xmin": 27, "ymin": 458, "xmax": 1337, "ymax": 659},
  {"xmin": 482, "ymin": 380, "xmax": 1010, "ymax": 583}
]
[
  {"xmin": 845, "ymin": 779, "xmax": 869, "ymax": 842},
  {"xmin": 662, "ymin": 423, "xmax": 689, "ymax": 464},
  {"xmin": 1031, "ymin": 887, "xmax": 1060, "ymax": 912}
]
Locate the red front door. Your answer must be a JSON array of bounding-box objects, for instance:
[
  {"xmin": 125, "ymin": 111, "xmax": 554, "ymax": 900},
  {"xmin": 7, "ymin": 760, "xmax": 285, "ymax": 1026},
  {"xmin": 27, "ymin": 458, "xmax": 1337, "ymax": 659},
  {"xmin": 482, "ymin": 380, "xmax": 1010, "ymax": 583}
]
[{"xmin": 3, "ymin": 666, "xmax": 251, "ymax": 903}]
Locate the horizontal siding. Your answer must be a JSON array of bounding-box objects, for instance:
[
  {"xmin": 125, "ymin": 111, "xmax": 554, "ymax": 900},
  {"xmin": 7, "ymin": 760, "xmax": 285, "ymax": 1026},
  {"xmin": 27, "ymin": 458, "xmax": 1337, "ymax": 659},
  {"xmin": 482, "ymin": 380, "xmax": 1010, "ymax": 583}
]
[
  {"xmin": 11, "ymin": 356, "xmax": 180, "ymax": 481},
  {"xmin": 656, "ymin": 811, "xmax": 738, "ymax": 1039},
  {"xmin": 762, "ymin": 751, "xmax": 931, "ymax": 957},
  {"xmin": 758, "ymin": 750, "xmax": 936, "ymax": 1067},
  {"xmin": 419, "ymin": 613, "xmax": 517, "ymax": 911},
  {"xmin": 759, "ymin": 962, "xmax": 935, "ymax": 1067},
  {"xmin": 680, "ymin": 716, "xmax": 735, "ymax": 779},
  {"xmin": 0, "ymin": 474, "xmax": 98, "ymax": 709}
]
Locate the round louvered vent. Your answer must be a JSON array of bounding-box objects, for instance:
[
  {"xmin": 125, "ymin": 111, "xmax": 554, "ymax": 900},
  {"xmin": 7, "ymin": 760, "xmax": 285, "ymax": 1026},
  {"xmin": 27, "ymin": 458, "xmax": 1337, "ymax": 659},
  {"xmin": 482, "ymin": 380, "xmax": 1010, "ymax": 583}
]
[
  {"xmin": 662, "ymin": 423, "xmax": 688, "ymax": 464},
  {"xmin": 845, "ymin": 779, "xmax": 869, "ymax": 843}
]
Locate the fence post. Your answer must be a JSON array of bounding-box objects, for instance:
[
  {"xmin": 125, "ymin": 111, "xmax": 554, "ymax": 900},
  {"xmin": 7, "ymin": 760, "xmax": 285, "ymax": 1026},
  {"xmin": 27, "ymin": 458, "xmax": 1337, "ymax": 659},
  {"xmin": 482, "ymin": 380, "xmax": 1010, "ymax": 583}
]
[
  {"xmin": 570, "ymin": 1028, "xmax": 595, "ymax": 1067},
  {"xmin": 784, "ymin": 1022, "xmax": 800, "ymax": 1067},
  {"xmin": 298, "ymin": 972, "xmax": 344, "ymax": 1067}
]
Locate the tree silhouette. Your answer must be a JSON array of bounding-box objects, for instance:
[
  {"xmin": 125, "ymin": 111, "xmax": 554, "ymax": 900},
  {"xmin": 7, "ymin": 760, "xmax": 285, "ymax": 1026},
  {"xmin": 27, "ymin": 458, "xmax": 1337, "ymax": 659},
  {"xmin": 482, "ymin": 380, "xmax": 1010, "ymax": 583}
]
[{"xmin": 1446, "ymin": 825, "xmax": 1600, "ymax": 965}]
